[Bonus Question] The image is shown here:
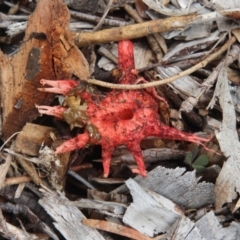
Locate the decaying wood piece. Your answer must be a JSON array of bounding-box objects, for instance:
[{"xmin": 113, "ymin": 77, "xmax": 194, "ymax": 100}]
[
  {"xmin": 38, "ymin": 146, "xmax": 70, "ymax": 191},
  {"xmin": 0, "ymin": 184, "xmax": 53, "ymax": 226},
  {"xmin": 195, "ymin": 211, "xmax": 231, "ymax": 239},
  {"xmin": 112, "ymin": 166, "xmax": 215, "ymax": 209},
  {"xmin": 53, "ymin": 197, "xmax": 127, "ymax": 216},
  {"xmin": 0, "ymin": 0, "xmax": 90, "ymax": 139},
  {"xmin": 38, "ymin": 189, "xmax": 105, "ymax": 240},
  {"xmin": 164, "ymin": 211, "xmax": 240, "ymax": 240},
  {"xmin": 14, "ymin": 123, "xmax": 57, "ymax": 156},
  {"xmin": 0, "ymin": 202, "xmax": 58, "ymax": 240},
  {"xmin": 164, "ymin": 217, "xmax": 202, "ymax": 240},
  {"xmin": 0, "ymin": 219, "xmax": 44, "ymax": 240},
  {"xmin": 83, "ymin": 186, "xmax": 184, "ymax": 238},
  {"xmin": 156, "ymin": 65, "xmax": 202, "ymax": 100},
  {"xmin": 123, "ymin": 179, "xmax": 183, "ymax": 237},
  {"xmin": 110, "ymin": 148, "xmax": 186, "ymax": 164}
]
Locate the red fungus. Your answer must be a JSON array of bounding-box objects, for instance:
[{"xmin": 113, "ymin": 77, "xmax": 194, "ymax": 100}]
[{"xmin": 37, "ymin": 40, "xmax": 211, "ymax": 177}]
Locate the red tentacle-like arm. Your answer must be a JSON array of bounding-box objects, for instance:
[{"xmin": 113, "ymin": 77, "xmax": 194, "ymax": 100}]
[{"xmin": 37, "ymin": 40, "xmax": 211, "ymax": 177}]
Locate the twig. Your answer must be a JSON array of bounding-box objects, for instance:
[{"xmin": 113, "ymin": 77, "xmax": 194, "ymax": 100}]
[
  {"xmin": 15, "ymin": 156, "xmax": 42, "ymax": 186},
  {"xmin": 68, "ymin": 170, "xmax": 96, "ymax": 190},
  {"xmin": 3, "ymin": 149, "xmax": 42, "ymax": 186},
  {"xmin": 73, "ymin": 14, "xmax": 195, "ymax": 46},
  {"xmin": 98, "ymin": 46, "xmax": 118, "ymax": 64},
  {"xmin": 3, "ymin": 149, "xmax": 43, "ymax": 164},
  {"xmin": 85, "ymin": 36, "xmax": 236, "ymax": 89},
  {"xmin": 70, "ymin": 10, "xmax": 128, "ymax": 27},
  {"xmin": 0, "ymin": 209, "xmax": 15, "ymax": 239},
  {"xmin": 0, "ymin": 131, "xmax": 20, "ymax": 152},
  {"xmin": 93, "ymin": 0, "xmax": 113, "ymax": 31},
  {"xmin": 0, "ymin": 12, "xmax": 28, "ymax": 21},
  {"xmin": 3, "ymin": 176, "xmax": 32, "ymax": 187},
  {"xmin": 73, "ymin": 11, "xmax": 226, "ymax": 46},
  {"xmin": 0, "ymin": 143, "xmax": 14, "ymax": 190},
  {"xmin": 3, "ymin": 1, "xmax": 31, "ymax": 14}
]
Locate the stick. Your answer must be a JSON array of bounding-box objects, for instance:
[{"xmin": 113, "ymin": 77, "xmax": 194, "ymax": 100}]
[{"xmin": 72, "ymin": 12, "xmax": 225, "ymax": 47}]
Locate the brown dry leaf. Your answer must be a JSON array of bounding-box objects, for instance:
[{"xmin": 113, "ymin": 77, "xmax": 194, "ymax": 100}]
[
  {"xmin": 0, "ymin": 145, "xmax": 13, "ymax": 189},
  {"xmin": 227, "ymin": 68, "xmax": 240, "ymax": 85},
  {"xmin": 232, "ymin": 28, "xmax": 240, "ymax": 42},
  {"xmin": 219, "ymin": 9, "xmax": 240, "ymax": 19},
  {"xmin": 0, "ymin": 0, "xmax": 90, "ymax": 139},
  {"xmin": 82, "ymin": 219, "xmax": 152, "ymax": 240},
  {"xmin": 135, "ymin": 0, "xmax": 148, "ymax": 19}
]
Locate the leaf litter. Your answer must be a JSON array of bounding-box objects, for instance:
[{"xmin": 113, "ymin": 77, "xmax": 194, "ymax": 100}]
[{"xmin": 1, "ymin": 0, "xmax": 240, "ymax": 239}]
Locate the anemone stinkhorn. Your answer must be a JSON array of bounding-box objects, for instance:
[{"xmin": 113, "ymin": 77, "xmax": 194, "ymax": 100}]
[{"xmin": 37, "ymin": 40, "xmax": 210, "ymax": 177}]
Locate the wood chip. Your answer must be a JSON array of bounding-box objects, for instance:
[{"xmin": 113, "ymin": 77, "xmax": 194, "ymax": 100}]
[
  {"xmin": 123, "ymin": 178, "xmax": 183, "ymax": 237},
  {"xmin": 112, "ymin": 166, "xmax": 215, "ymax": 209},
  {"xmin": 39, "ymin": 189, "xmax": 105, "ymax": 240},
  {"xmin": 14, "ymin": 123, "xmax": 57, "ymax": 156}
]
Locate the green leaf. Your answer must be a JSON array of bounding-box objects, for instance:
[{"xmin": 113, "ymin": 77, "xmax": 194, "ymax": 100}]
[
  {"xmin": 192, "ymin": 165, "xmax": 206, "ymax": 173},
  {"xmin": 184, "ymin": 152, "xmax": 193, "ymax": 165},
  {"xmin": 193, "ymin": 154, "xmax": 209, "ymax": 167}
]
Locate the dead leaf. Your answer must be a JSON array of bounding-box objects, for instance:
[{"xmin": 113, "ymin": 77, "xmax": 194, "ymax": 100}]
[
  {"xmin": 82, "ymin": 219, "xmax": 152, "ymax": 240},
  {"xmin": 0, "ymin": 0, "xmax": 90, "ymax": 139},
  {"xmin": 209, "ymin": 68, "xmax": 240, "ymax": 209}
]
